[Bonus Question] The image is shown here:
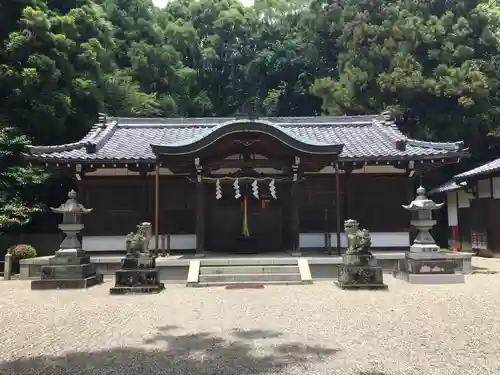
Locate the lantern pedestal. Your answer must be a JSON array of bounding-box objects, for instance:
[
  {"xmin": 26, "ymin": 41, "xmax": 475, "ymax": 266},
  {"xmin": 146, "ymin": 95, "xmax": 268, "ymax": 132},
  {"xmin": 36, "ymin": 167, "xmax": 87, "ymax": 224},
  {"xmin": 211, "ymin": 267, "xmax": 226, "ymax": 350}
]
[
  {"xmin": 394, "ymin": 186, "xmax": 464, "ymax": 284},
  {"xmin": 31, "ymin": 252, "xmax": 103, "ymax": 289}
]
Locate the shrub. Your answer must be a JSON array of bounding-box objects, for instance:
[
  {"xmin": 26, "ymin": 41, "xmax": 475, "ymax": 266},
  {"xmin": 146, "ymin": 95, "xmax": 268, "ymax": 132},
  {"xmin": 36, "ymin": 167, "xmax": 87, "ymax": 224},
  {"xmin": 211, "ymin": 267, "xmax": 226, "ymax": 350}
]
[{"xmin": 8, "ymin": 244, "xmax": 37, "ymax": 261}]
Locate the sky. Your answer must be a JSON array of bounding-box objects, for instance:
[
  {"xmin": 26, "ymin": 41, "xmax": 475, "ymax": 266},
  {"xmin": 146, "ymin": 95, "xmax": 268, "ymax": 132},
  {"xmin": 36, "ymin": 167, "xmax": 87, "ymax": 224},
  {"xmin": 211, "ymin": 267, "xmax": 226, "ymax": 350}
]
[{"xmin": 152, "ymin": 0, "xmax": 254, "ymax": 7}]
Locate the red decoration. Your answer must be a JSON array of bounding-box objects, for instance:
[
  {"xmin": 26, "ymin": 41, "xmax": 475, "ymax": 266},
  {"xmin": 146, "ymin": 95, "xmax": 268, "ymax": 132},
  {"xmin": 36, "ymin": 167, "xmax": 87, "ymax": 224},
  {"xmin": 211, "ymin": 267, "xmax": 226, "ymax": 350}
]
[{"xmin": 261, "ymin": 200, "xmax": 266, "ymax": 209}]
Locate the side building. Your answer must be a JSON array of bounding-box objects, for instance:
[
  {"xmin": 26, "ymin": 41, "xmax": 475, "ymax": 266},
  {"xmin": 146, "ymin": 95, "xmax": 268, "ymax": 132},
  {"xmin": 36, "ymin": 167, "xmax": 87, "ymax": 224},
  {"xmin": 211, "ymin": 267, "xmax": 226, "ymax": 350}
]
[
  {"xmin": 430, "ymin": 158, "xmax": 500, "ymax": 254},
  {"xmin": 28, "ymin": 113, "xmax": 467, "ymax": 255}
]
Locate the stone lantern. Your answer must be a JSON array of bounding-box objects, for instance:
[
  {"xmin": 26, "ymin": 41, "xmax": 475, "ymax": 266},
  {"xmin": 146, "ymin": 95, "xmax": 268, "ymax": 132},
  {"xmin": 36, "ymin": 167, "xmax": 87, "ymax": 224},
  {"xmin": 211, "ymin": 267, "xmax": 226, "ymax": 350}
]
[
  {"xmin": 393, "ymin": 186, "xmax": 464, "ymax": 284},
  {"xmin": 402, "ymin": 186, "xmax": 444, "ymax": 254},
  {"xmin": 31, "ymin": 190, "xmax": 103, "ymax": 290},
  {"xmin": 50, "ymin": 190, "xmax": 92, "ymax": 257}
]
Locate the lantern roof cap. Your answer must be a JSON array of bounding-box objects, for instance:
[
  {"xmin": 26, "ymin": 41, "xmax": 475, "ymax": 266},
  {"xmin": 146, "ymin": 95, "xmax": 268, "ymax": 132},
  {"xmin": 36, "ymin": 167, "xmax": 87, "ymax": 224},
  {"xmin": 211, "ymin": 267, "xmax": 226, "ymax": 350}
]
[
  {"xmin": 402, "ymin": 186, "xmax": 444, "ymax": 211},
  {"xmin": 50, "ymin": 190, "xmax": 93, "ymax": 214}
]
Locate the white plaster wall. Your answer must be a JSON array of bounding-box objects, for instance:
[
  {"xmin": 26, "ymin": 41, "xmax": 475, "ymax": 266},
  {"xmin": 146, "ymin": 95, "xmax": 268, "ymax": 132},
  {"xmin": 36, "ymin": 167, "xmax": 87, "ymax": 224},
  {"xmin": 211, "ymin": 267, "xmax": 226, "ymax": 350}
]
[
  {"xmin": 446, "ymin": 192, "xmax": 458, "ymax": 227},
  {"xmin": 299, "ymin": 232, "xmax": 409, "ymax": 248},
  {"xmin": 477, "ymin": 179, "xmax": 492, "ymax": 198},
  {"xmin": 83, "ymin": 232, "xmax": 410, "ymax": 251},
  {"xmin": 492, "ymin": 177, "xmax": 500, "ymax": 199},
  {"xmin": 83, "ymin": 234, "xmax": 196, "ymax": 252},
  {"xmin": 458, "ymin": 190, "xmax": 473, "ymax": 208}
]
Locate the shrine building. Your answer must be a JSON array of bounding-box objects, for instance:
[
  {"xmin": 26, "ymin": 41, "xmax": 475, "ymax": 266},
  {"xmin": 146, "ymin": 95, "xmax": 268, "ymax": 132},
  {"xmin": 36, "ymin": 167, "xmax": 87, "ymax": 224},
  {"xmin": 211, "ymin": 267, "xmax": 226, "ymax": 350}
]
[{"xmin": 27, "ymin": 112, "xmax": 467, "ymax": 255}]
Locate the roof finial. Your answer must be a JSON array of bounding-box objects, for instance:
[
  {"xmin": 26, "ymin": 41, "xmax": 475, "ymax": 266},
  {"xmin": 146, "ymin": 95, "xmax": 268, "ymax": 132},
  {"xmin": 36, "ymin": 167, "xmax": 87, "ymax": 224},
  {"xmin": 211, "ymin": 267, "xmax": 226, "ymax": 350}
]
[
  {"xmin": 98, "ymin": 113, "xmax": 107, "ymax": 124},
  {"xmin": 381, "ymin": 110, "xmax": 392, "ymax": 122}
]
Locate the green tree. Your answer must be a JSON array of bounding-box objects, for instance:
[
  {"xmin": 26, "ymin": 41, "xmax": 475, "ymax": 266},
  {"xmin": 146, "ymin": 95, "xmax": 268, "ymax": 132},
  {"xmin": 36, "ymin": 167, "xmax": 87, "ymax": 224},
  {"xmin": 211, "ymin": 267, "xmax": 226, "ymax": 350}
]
[
  {"xmin": 0, "ymin": 125, "xmax": 48, "ymax": 229},
  {"xmin": 311, "ymin": 0, "xmax": 500, "ymax": 154}
]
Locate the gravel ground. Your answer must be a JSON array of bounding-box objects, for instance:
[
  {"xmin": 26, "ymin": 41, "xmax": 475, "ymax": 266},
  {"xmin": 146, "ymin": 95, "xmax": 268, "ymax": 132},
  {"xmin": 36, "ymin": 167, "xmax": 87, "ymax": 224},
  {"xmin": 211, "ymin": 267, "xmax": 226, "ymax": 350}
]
[{"xmin": 1, "ymin": 257, "xmax": 500, "ymax": 375}]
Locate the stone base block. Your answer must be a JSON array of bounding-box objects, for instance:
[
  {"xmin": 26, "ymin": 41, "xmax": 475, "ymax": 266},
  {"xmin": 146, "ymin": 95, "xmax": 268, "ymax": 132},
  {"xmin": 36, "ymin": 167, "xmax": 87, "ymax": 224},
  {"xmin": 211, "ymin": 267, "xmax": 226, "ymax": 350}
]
[
  {"xmin": 31, "ymin": 274, "xmax": 103, "ymax": 290},
  {"xmin": 121, "ymin": 255, "xmax": 155, "ymax": 269},
  {"xmin": 41, "ymin": 263, "xmax": 96, "ymax": 280},
  {"xmin": 109, "ymin": 284, "xmax": 165, "ymax": 294},
  {"xmin": 336, "ymin": 264, "xmax": 387, "ymax": 290},
  {"xmin": 110, "ymin": 268, "xmax": 164, "ymax": 294},
  {"xmin": 406, "ymin": 258, "xmax": 455, "ymax": 274},
  {"xmin": 334, "ymin": 280, "xmax": 388, "ymax": 290},
  {"xmin": 393, "ymin": 271, "xmax": 464, "ymax": 284},
  {"xmin": 406, "ymin": 251, "xmax": 454, "ymax": 261},
  {"xmin": 49, "ymin": 255, "xmax": 91, "ymax": 266}
]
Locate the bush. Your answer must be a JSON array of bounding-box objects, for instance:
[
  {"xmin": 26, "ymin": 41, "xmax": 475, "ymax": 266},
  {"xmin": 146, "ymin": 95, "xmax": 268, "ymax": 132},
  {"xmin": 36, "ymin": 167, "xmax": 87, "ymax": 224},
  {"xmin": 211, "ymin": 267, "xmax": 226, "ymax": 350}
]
[{"xmin": 8, "ymin": 244, "xmax": 37, "ymax": 261}]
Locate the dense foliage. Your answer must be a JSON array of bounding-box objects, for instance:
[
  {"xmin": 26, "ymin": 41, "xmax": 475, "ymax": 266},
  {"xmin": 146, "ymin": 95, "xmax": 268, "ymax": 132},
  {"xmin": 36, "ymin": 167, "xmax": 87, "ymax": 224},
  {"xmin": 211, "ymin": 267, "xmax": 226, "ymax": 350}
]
[{"xmin": 1, "ymin": 0, "xmax": 500, "ymax": 226}]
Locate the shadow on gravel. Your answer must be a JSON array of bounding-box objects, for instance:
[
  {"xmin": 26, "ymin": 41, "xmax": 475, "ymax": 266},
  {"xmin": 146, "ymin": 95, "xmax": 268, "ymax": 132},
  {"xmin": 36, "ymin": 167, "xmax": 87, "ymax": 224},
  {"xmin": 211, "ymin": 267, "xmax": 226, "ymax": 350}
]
[
  {"xmin": 0, "ymin": 326, "xmax": 339, "ymax": 375},
  {"xmin": 472, "ymin": 266, "xmax": 500, "ymax": 275}
]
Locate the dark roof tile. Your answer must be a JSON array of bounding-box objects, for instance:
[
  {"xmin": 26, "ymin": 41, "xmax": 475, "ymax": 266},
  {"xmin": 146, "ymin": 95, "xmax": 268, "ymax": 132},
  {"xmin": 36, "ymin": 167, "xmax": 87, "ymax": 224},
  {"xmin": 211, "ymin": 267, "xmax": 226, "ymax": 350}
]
[
  {"xmin": 454, "ymin": 157, "xmax": 500, "ymax": 181},
  {"xmin": 28, "ymin": 113, "xmax": 466, "ymax": 162}
]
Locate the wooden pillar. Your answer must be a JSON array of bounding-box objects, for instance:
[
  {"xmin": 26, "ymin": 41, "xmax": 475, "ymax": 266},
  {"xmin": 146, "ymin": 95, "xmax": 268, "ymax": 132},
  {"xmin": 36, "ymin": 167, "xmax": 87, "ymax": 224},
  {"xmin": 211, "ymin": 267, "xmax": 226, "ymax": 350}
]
[
  {"xmin": 343, "ymin": 167, "xmax": 351, "ymax": 220},
  {"xmin": 407, "ymin": 168, "xmax": 418, "ymax": 245},
  {"xmin": 140, "ymin": 169, "xmax": 149, "ymax": 222},
  {"xmin": 324, "ymin": 208, "xmax": 331, "ymax": 254},
  {"xmin": 456, "ymin": 190, "xmax": 462, "ymax": 250},
  {"xmin": 195, "ymin": 158, "xmax": 205, "ymax": 257},
  {"xmin": 335, "ymin": 163, "xmax": 341, "ymax": 255},
  {"xmin": 290, "ymin": 158, "xmax": 301, "ymax": 256},
  {"xmin": 154, "ymin": 163, "xmax": 160, "ymax": 251}
]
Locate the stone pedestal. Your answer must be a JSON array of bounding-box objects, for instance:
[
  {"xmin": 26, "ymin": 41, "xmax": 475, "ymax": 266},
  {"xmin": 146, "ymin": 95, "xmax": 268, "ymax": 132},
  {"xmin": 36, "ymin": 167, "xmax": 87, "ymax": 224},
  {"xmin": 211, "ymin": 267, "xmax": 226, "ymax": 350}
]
[
  {"xmin": 393, "ymin": 252, "xmax": 465, "ymax": 284},
  {"xmin": 397, "ymin": 186, "xmax": 464, "ymax": 284},
  {"xmin": 335, "ymin": 254, "xmax": 388, "ymax": 290},
  {"xmin": 109, "ymin": 254, "xmax": 165, "ymax": 294},
  {"xmin": 31, "ymin": 250, "xmax": 103, "ymax": 290}
]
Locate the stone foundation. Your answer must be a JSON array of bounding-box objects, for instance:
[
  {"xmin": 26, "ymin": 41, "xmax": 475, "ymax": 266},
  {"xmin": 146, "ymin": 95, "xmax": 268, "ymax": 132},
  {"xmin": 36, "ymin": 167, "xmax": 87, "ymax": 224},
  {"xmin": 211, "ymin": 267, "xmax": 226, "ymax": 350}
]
[
  {"xmin": 393, "ymin": 252, "xmax": 466, "ymax": 284},
  {"xmin": 334, "ymin": 253, "xmax": 388, "ymax": 290},
  {"xmin": 31, "ymin": 253, "xmax": 103, "ymax": 290},
  {"xmin": 109, "ymin": 255, "xmax": 165, "ymax": 294}
]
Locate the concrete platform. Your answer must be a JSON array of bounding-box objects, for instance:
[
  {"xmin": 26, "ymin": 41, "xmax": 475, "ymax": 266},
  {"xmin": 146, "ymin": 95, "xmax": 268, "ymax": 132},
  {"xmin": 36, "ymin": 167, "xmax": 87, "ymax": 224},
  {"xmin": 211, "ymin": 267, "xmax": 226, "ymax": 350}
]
[
  {"xmin": 393, "ymin": 271, "xmax": 465, "ymax": 284},
  {"xmin": 19, "ymin": 250, "xmax": 473, "ymax": 284}
]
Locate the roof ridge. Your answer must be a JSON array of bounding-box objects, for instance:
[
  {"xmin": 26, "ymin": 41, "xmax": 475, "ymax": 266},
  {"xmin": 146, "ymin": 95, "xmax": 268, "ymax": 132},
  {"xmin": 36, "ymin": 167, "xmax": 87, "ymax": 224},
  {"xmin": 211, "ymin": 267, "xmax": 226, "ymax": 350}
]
[
  {"xmin": 406, "ymin": 138, "xmax": 464, "ymax": 151},
  {"xmin": 28, "ymin": 122, "xmax": 106, "ymax": 154},
  {"xmin": 84, "ymin": 120, "xmax": 118, "ymax": 153},
  {"xmin": 373, "ymin": 114, "xmax": 465, "ymax": 152},
  {"xmin": 111, "ymin": 114, "xmax": 381, "ymax": 128},
  {"xmin": 371, "ymin": 117, "xmax": 409, "ymax": 151}
]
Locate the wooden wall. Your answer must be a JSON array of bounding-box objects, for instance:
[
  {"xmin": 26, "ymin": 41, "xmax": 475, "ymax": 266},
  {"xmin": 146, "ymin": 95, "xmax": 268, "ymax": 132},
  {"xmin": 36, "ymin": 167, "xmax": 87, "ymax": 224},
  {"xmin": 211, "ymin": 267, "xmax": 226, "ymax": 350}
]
[
  {"xmin": 470, "ymin": 198, "xmax": 500, "ymax": 253},
  {"xmin": 79, "ymin": 173, "xmax": 410, "ymax": 236}
]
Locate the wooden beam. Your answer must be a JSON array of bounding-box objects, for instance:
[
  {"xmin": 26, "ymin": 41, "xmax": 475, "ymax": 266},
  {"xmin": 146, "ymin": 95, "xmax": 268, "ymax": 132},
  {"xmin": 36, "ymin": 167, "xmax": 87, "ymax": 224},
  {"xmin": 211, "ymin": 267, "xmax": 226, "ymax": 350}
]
[{"xmin": 207, "ymin": 159, "xmax": 287, "ymax": 170}]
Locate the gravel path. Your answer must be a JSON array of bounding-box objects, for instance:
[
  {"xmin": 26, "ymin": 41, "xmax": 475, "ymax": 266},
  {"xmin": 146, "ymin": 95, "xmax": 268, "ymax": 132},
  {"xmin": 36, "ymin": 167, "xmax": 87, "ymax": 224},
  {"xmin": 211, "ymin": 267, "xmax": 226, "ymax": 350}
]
[{"xmin": 1, "ymin": 257, "xmax": 500, "ymax": 375}]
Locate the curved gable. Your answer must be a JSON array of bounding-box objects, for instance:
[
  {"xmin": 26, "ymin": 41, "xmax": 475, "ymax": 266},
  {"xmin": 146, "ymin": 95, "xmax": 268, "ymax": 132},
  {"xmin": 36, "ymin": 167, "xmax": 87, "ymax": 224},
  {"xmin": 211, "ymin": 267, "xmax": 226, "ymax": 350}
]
[{"xmin": 150, "ymin": 119, "xmax": 344, "ymax": 156}]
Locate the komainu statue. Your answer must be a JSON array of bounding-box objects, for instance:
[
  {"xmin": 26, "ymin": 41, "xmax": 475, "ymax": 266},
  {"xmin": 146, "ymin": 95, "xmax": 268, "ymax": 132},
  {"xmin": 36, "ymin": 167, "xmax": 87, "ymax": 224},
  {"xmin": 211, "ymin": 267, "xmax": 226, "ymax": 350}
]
[
  {"xmin": 344, "ymin": 219, "xmax": 372, "ymax": 255},
  {"xmin": 335, "ymin": 219, "xmax": 387, "ymax": 290},
  {"xmin": 125, "ymin": 222, "xmax": 152, "ymax": 257},
  {"xmin": 111, "ymin": 221, "xmax": 163, "ymax": 294}
]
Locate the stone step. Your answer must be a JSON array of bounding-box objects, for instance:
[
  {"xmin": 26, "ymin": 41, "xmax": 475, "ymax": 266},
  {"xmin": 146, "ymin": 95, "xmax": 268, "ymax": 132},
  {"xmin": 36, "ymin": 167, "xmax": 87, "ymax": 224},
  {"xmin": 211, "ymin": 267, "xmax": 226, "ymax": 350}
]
[
  {"xmin": 196, "ymin": 280, "xmax": 305, "ymax": 287},
  {"xmin": 200, "ymin": 258, "xmax": 298, "ymax": 266},
  {"xmin": 199, "ymin": 265, "xmax": 298, "ymax": 275},
  {"xmin": 198, "ymin": 273, "xmax": 301, "ymax": 283}
]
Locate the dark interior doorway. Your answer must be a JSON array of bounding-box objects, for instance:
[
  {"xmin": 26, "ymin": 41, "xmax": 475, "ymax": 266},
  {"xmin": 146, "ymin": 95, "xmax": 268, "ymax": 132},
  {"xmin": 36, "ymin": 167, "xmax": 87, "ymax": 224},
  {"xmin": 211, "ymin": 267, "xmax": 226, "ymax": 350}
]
[{"xmin": 205, "ymin": 181, "xmax": 284, "ymax": 253}]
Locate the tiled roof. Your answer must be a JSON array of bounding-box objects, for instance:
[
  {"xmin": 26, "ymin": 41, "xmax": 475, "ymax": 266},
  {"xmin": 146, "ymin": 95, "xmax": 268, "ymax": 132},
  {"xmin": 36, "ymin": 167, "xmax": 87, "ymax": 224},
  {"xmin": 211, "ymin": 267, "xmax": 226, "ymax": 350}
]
[
  {"xmin": 28, "ymin": 113, "xmax": 466, "ymax": 163},
  {"xmin": 428, "ymin": 180, "xmax": 467, "ymax": 196},
  {"xmin": 453, "ymin": 157, "xmax": 500, "ymax": 181}
]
